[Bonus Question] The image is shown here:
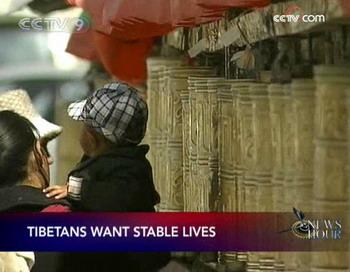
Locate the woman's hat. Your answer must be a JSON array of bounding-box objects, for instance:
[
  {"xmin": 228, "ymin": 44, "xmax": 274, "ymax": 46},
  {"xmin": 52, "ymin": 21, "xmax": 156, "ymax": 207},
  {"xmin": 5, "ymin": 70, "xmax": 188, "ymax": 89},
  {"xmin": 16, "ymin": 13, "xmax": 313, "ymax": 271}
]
[{"xmin": 0, "ymin": 89, "xmax": 63, "ymax": 140}]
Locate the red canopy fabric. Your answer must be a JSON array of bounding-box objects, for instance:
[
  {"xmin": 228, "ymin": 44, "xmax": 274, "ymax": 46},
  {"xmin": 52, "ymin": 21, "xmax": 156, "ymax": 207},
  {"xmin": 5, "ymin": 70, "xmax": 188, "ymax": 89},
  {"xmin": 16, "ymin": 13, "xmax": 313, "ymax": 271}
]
[
  {"xmin": 170, "ymin": 0, "xmax": 224, "ymax": 27},
  {"xmin": 66, "ymin": 28, "xmax": 98, "ymax": 61},
  {"xmin": 103, "ymin": 0, "xmax": 229, "ymax": 36},
  {"xmin": 195, "ymin": 0, "xmax": 271, "ymax": 9},
  {"xmin": 93, "ymin": 32, "xmax": 154, "ymax": 85},
  {"xmin": 67, "ymin": 0, "xmax": 271, "ymax": 39},
  {"xmin": 65, "ymin": 0, "xmax": 271, "ymax": 84},
  {"xmin": 66, "ymin": 0, "xmax": 112, "ymax": 33},
  {"xmin": 103, "ymin": 0, "xmax": 173, "ymax": 39},
  {"xmin": 103, "ymin": 0, "xmax": 172, "ymax": 25},
  {"xmin": 66, "ymin": 29, "xmax": 154, "ymax": 85}
]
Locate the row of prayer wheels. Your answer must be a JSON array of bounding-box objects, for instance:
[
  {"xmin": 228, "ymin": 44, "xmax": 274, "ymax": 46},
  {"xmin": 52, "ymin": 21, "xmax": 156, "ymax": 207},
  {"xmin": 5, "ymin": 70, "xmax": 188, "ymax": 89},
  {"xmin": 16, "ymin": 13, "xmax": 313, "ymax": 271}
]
[{"xmin": 145, "ymin": 57, "xmax": 350, "ymax": 271}]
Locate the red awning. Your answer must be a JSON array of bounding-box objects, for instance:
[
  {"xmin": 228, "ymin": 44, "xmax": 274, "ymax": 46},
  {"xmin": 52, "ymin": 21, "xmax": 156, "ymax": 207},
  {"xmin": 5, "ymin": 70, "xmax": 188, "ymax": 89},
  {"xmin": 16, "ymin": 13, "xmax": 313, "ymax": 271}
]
[
  {"xmin": 67, "ymin": 29, "xmax": 154, "ymax": 86},
  {"xmin": 66, "ymin": 28, "xmax": 98, "ymax": 61},
  {"xmin": 66, "ymin": 0, "xmax": 271, "ymax": 84},
  {"xmin": 93, "ymin": 32, "xmax": 154, "ymax": 85},
  {"xmin": 195, "ymin": 0, "xmax": 270, "ymax": 9},
  {"xmin": 66, "ymin": 0, "xmax": 112, "ymax": 33},
  {"xmin": 170, "ymin": 0, "xmax": 224, "ymax": 27},
  {"xmin": 67, "ymin": 0, "xmax": 272, "ymax": 40}
]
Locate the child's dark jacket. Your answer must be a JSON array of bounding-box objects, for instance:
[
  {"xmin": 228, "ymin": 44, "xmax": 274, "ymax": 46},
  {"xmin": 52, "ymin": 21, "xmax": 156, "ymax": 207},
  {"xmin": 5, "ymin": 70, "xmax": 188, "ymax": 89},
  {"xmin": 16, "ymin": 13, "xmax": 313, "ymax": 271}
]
[
  {"xmin": 68, "ymin": 144, "xmax": 160, "ymax": 212},
  {"xmin": 61, "ymin": 145, "xmax": 169, "ymax": 272}
]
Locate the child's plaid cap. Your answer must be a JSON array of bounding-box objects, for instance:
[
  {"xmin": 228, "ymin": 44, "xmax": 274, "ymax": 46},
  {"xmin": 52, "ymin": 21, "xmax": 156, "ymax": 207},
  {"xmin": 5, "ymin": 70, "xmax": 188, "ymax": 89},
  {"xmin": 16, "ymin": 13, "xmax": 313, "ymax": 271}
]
[{"xmin": 67, "ymin": 82, "xmax": 148, "ymax": 145}]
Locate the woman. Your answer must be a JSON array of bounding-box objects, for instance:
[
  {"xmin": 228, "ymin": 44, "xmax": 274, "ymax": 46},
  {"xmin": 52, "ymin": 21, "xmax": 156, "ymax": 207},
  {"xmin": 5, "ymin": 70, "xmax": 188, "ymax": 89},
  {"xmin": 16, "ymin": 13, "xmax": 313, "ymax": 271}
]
[{"xmin": 0, "ymin": 111, "xmax": 70, "ymax": 272}]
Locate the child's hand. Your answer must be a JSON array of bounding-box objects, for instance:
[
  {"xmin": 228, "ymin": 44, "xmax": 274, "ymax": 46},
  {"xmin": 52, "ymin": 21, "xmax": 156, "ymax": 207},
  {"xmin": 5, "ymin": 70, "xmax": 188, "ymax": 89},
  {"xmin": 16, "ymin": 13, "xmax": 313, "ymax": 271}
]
[{"xmin": 43, "ymin": 185, "xmax": 68, "ymax": 199}]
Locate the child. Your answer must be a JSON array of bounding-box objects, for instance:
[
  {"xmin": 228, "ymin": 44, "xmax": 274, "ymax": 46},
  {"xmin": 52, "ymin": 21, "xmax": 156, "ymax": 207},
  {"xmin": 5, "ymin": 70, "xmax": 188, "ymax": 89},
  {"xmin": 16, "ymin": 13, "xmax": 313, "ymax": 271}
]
[
  {"xmin": 50, "ymin": 82, "xmax": 160, "ymax": 212},
  {"xmin": 51, "ymin": 82, "xmax": 169, "ymax": 271}
]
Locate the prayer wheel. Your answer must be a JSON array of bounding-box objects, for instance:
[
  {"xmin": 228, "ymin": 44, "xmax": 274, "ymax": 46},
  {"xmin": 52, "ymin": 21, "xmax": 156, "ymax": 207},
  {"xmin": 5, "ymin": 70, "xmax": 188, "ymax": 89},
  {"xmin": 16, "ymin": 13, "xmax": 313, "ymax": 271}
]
[
  {"xmin": 220, "ymin": 80, "xmax": 255, "ymax": 214},
  {"xmin": 312, "ymin": 65, "xmax": 350, "ymax": 272},
  {"xmin": 164, "ymin": 67, "xmax": 214, "ymax": 212},
  {"xmin": 250, "ymin": 83, "xmax": 273, "ymax": 212},
  {"xmin": 237, "ymin": 82, "xmax": 256, "ymax": 213},
  {"xmin": 233, "ymin": 81, "xmax": 254, "ymax": 264},
  {"xmin": 180, "ymin": 86, "xmax": 191, "ymax": 211},
  {"xmin": 283, "ymin": 84, "xmax": 296, "ymax": 210},
  {"xmin": 250, "ymin": 83, "xmax": 276, "ymax": 271},
  {"xmin": 291, "ymin": 79, "xmax": 316, "ymax": 271},
  {"xmin": 146, "ymin": 58, "xmax": 183, "ymax": 211},
  {"xmin": 268, "ymin": 84, "xmax": 286, "ymax": 212},
  {"xmin": 188, "ymin": 77, "xmax": 200, "ymax": 212},
  {"xmin": 291, "ymin": 79, "xmax": 315, "ymax": 212},
  {"xmin": 218, "ymin": 81, "xmax": 236, "ymax": 214},
  {"xmin": 195, "ymin": 77, "xmax": 225, "ymax": 211}
]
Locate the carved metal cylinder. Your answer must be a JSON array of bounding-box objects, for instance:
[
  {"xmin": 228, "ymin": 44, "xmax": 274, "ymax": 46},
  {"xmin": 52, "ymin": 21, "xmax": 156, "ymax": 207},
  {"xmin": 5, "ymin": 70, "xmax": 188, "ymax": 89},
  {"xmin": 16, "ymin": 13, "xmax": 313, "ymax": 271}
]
[
  {"xmin": 181, "ymin": 86, "xmax": 191, "ymax": 212},
  {"xmin": 146, "ymin": 58, "xmax": 183, "ymax": 211},
  {"xmin": 291, "ymin": 79, "xmax": 315, "ymax": 211},
  {"xmin": 218, "ymin": 82, "xmax": 235, "ymax": 214},
  {"xmin": 195, "ymin": 77, "xmax": 225, "ymax": 212},
  {"xmin": 312, "ymin": 65, "xmax": 350, "ymax": 272},
  {"xmin": 230, "ymin": 82, "xmax": 251, "ymax": 217},
  {"xmin": 235, "ymin": 81, "xmax": 255, "ymax": 264},
  {"xmin": 268, "ymin": 84, "xmax": 286, "ymax": 212},
  {"xmin": 218, "ymin": 80, "xmax": 238, "ymax": 265},
  {"xmin": 250, "ymin": 83, "xmax": 273, "ymax": 211},
  {"xmin": 237, "ymin": 82, "xmax": 256, "ymax": 213},
  {"xmin": 291, "ymin": 79, "xmax": 316, "ymax": 271},
  {"xmin": 250, "ymin": 83, "xmax": 276, "ymax": 270},
  {"xmin": 188, "ymin": 77, "xmax": 200, "ymax": 212},
  {"xmin": 166, "ymin": 68, "xmax": 214, "ymax": 211},
  {"xmin": 164, "ymin": 69, "xmax": 186, "ymax": 211},
  {"xmin": 283, "ymin": 84, "xmax": 297, "ymax": 210},
  {"xmin": 159, "ymin": 66, "xmax": 212, "ymax": 211}
]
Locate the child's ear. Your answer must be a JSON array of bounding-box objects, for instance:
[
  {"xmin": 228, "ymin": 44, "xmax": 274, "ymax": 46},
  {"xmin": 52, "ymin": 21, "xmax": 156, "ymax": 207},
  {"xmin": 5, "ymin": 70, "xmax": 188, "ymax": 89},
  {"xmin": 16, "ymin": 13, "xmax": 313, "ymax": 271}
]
[
  {"xmin": 80, "ymin": 126, "xmax": 98, "ymax": 156},
  {"xmin": 86, "ymin": 129, "xmax": 98, "ymax": 149}
]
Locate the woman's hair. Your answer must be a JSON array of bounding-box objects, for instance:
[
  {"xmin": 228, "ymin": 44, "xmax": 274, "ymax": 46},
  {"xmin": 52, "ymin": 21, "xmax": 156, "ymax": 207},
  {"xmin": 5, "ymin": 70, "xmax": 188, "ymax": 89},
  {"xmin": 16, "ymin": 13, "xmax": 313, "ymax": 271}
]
[{"xmin": 0, "ymin": 111, "xmax": 39, "ymax": 187}]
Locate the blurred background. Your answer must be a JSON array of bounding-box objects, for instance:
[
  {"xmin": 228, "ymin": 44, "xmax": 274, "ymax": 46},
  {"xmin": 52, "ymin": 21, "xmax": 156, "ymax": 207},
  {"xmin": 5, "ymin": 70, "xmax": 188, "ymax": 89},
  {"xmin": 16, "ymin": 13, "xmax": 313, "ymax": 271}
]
[{"xmin": 0, "ymin": 3, "xmax": 90, "ymax": 184}]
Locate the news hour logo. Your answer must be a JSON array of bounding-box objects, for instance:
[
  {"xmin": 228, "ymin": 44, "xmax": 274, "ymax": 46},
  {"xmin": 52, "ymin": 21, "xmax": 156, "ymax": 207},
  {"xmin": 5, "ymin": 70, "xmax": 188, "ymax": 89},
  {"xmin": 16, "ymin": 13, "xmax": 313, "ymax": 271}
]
[
  {"xmin": 18, "ymin": 17, "xmax": 90, "ymax": 33},
  {"xmin": 280, "ymin": 208, "xmax": 342, "ymax": 240}
]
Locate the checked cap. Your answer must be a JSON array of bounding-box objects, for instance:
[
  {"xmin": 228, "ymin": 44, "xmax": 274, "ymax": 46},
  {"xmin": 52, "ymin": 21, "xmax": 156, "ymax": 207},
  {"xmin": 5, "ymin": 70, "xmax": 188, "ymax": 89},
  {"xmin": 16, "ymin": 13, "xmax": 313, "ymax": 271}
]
[{"xmin": 68, "ymin": 82, "xmax": 148, "ymax": 145}]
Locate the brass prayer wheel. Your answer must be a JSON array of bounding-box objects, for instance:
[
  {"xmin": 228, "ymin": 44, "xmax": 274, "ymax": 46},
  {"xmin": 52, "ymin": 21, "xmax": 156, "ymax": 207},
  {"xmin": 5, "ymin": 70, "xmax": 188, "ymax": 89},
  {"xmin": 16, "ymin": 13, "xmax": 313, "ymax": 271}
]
[
  {"xmin": 237, "ymin": 82, "xmax": 256, "ymax": 213},
  {"xmin": 312, "ymin": 65, "xmax": 350, "ymax": 272},
  {"xmin": 164, "ymin": 67, "xmax": 214, "ymax": 212},
  {"xmin": 250, "ymin": 83, "xmax": 273, "ymax": 212},
  {"xmin": 291, "ymin": 79, "xmax": 315, "ymax": 212},
  {"xmin": 283, "ymin": 84, "xmax": 296, "ymax": 210},
  {"xmin": 268, "ymin": 83, "xmax": 286, "ymax": 212},
  {"xmin": 195, "ymin": 77, "xmax": 225, "ymax": 212}
]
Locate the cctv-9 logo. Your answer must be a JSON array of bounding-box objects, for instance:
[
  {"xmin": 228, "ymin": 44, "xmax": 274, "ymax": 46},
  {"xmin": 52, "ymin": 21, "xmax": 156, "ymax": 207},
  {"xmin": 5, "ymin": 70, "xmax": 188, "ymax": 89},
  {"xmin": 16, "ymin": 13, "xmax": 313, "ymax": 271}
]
[
  {"xmin": 18, "ymin": 17, "xmax": 89, "ymax": 33},
  {"xmin": 73, "ymin": 17, "xmax": 90, "ymax": 33}
]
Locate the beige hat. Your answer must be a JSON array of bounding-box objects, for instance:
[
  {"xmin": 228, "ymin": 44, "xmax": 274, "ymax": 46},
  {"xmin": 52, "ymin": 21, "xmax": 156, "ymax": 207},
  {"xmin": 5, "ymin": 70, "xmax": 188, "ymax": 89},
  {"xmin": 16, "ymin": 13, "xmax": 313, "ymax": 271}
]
[{"xmin": 0, "ymin": 89, "xmax": 62, "ymax": 140}]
